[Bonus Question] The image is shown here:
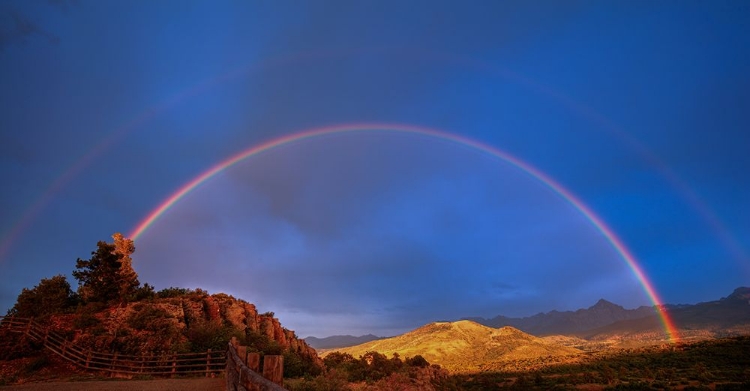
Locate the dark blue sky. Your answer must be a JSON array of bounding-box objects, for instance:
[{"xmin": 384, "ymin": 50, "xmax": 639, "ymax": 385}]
[{"xmin": 1, "ymin": 1, "xmax": 748, "ymax": 337}]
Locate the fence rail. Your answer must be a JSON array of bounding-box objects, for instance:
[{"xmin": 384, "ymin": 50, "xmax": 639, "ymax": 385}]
[{"xmin": 0, "ymin": 316, "xmax": 225, "ymax": 377}]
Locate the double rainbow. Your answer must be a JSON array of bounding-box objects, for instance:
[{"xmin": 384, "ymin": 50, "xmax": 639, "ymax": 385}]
[{"xmin": 129, "ymin": 123, "xmax": 679, "ymax": 341}]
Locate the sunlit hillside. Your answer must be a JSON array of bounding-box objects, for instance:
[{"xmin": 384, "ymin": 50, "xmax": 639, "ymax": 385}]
[{"xmin": 326, "ymin": 320, "xmax": 580, "ymax": 373}]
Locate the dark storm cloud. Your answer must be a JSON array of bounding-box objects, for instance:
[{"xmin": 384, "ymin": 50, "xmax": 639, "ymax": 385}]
[
  {"xmin": 0, "ymin": 132, "xmax": 34, "ymax": 164},
  {"xmin": 46, "ymin": 0, "xmax": 78, "ymax": 12},
  {"xmin": 0, "ymin": 7, "xmax": 58, "ymax": 50},
  {"xmin": 221, "ymin": 134, "xmax": 480, "ymax": 239},
  {"xmin": 224, "ymin": 1, "xmax": 588, "ymax": 147},
  {"xmin": 1, "ymin": 1, "xmax": 749, "ymax": 336},
  {"xmin": 131, "ymin": 134, "xmax": 642, "ymax": 337}
]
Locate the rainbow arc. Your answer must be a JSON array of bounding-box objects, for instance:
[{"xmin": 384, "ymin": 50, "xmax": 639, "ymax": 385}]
[{"xmin": 129, "ymin": 123, "xmax": 679, "ymax": 342}]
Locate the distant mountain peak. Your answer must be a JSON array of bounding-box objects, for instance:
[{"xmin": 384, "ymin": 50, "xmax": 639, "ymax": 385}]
[
  {"xmin": 590, "ymin": 299, "xmax": 624, "ymax": 311},
  {"xmin": 726, "ymin": 287, "xmax": 750, "ymax": 302},
  {"xmin": 467, "ymin": 287, "xmax": 749, "ymax": 342},
  {"xmin": 304, "ymin": 334, "xmax": 385, "ymax": 350}
]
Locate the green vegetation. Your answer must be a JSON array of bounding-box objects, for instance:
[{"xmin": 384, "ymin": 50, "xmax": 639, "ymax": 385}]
[
  {"xmin": 184, "ymin": 321, "xmax": 243, "ymax": 353},
  {"xmin": 72, "ymin": 237, "xmax": 139, "ymax": 304},
  {"xmin": 7, "ymin": 275, "xmax": 77, "ymax": 318},
  {"xmin": 286, "ymin": 336, "xmax": 750, "ymax": 390},
  {"xmin": 434, "ymin": 336, "xmax": 750, "ymax": 390},
  {"xmin": 5, "ymin": 234, "xmax": 750, "ymax": 388},
  {"xmin": 3, "ymin": 233, "xmax": 322, "ymax": 379},
  {"xmin": 6, "ymin": 233, "xmax": 146, "ymax": 317},
  {"xmin": 286, "ymin": 351, "xmax": 442, "ymax": 390},
  {"xmin": 156, "ymin": 286, "xmax": 190, "ymax": 298}
]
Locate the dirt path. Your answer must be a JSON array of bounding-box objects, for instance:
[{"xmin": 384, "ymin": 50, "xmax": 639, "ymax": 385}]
[{"xmin": 0, "ymin": 377, "xmax": 225, "ymax": 391}]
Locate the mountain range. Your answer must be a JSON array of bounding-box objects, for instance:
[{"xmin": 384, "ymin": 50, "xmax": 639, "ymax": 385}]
[
  {"xmin": 468, "ymin": 287, "xmax": 750, "ymax": 340},
  {"xmin": 307, "ymin": 287, "xmax": 750, "ymax": 350},
  {"xmin": 303, "ymin": 334, "xmax": 386, "ymax": 350}
]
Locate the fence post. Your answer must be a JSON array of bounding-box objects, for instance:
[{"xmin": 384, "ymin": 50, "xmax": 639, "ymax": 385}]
[
  {"xmin": 263, "ymin": 355, "xmax": 284, "ymax": 387},
  {"xmin": 86, "ymin": 350, "xmax": 92, "ymax": 369},
  {"xmin": 205, "ymin": 349, "xmax": 211, "ymax": 377},
  {"xmin": 225, "ymin": 347, "xmax": 231, "ymax": 391},
  {"xmin": 24, "ymin": 318, "xmax": 32, "ymax": 337},
  {"xmin": 225, "ymin": 347, "xmax": 232, "ymax": 391},
  {"xmin": 171, "ymin": 353, "xmax": 177, "ymax": 377},
  {"xmin": 110, "ymin": 352, "xmax": 118, "ymax": 377},
  {"xmin": 239, "ymin": 365, "xmax": 250, "ymax": 391},
  {"xmin": 237, "ymin": 345, "xmax": 247, "ymax": 367},
  {"xmin": 246, "ymin": 352, "xmax": 260, "ymax": 372}
]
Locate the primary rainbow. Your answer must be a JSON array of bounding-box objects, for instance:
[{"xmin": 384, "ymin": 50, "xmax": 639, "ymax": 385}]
[{"xmin": 129, "ymin": 123, "xmax": 679, "ymax": 342}]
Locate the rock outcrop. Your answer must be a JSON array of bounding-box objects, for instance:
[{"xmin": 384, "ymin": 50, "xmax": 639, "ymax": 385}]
[{"xmin": 46, "ymin": 292, "xmax": 322, "ymax": 368}]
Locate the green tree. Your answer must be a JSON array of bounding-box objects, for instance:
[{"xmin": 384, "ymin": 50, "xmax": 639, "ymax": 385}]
[
  {"xmin": 112, "ymin": 233, "xmax": 139, "ymax": 299},
  {"xmin": 9, "ymin": 274, "xmax": 76, "ymax": 318},
  {"xmin": 73, "ymin": 236, "xmax": 140, "ymax": 304}
]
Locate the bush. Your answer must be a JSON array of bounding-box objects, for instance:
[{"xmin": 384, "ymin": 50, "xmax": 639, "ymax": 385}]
[
  {"xmin": 133, "ymin": 283, "xmax": 156, "ymax": 301},
  {"xmin": 23, "ymin": 355, "xmax": 50, "ymax": 374},
  {"xmin": 284, "ymin": 350, "xmax": 323, "ymax": 379},
  {"xmin": 127, "ymin": 305, "xmax": 171, "ymax": 331},
  {"xmin": 0, "ymin": 332, "xmax": 40, "ymax": 360},
  {"xmin": 185, "ymin": 321, "xmax": 242, "ymax": 353},
  {"xmin": 156, "ymin": 287, "xmax": 191, "ymax": 298},
  {"xmin": 286, "ymin": 369, "xmax": 350, "ymax": 391},
  {"xmin": 406, "ymin": 354, "xmax": 430, "ymax": 368},
  {"xmin": 9, "ymin": 275, "xmax": 77, "ymax": 318},
  {"xmin": 73, "ymin": 312, "xmax": 102, "ymax": 330},
  {"xmin": 245, "ymin": 330, "xmax": 283, "ymax": 355},
  {"xmin": 716, "ymin": 383, "xmax": 750, "ymax": 391}
]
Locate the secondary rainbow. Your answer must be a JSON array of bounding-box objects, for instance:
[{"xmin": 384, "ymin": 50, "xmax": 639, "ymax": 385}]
[{"xmin": 129, "ymin": 123, "xmax": 680, "ymax": 342}]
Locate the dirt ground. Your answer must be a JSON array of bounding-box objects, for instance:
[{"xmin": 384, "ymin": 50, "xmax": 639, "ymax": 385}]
[{"xmin": 0, "ymin": 378, "xmax": 225, "ymax": 391}]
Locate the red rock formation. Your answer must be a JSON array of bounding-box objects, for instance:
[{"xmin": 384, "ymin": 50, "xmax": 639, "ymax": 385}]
[
  {"xmin": 48, "ymin": 292, "xmax": 323, "ymax": 369},
  {"xmin": 203, "ymin": 296, "xmax": 222, "ymax": 324}
]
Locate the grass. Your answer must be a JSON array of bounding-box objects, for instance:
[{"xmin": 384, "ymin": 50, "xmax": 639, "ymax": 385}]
[{"xmin": 435, "ymin": 336, "xmax": 750, "ymax": 390}]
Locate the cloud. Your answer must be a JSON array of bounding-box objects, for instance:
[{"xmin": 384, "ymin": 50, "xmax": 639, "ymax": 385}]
[
  {"xmin": 46, "ymin": 0, "xmax": 78, "ymax": 12},
  {"xmin": 0, "ymin": 7, "xmax": 59, "ymax": 51},
  {"xmin": 131, "ymin": 133, "xmax": 648, "ymax": 336}
]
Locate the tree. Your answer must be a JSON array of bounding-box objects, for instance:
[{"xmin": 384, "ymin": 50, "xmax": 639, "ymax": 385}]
[
  {"xmin": 112, "ymin": 233, "xmax": 139, "ymax": 300},
  {"xmin": 73, "ymin": 234, "xmax": 140, "ymax": 304},
  {"xmin": 9, "ymin": 275, "xmax": 76, "ymax": 318}
]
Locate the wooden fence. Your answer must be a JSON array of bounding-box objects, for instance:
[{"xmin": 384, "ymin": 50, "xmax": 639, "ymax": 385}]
[
  {"xmin": 225, "ymin": 337, "xmax": 286, "ymax": 391},
  {"xmin": 0, "ymin": 316, "xmax": 225, "ymax": 377}
]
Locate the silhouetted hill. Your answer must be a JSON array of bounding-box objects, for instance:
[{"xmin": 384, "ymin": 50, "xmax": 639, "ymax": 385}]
[
  {"xmin": 582, "ymin": 287, "xmax": 750, "ymax": 342},
  {"xmin": 465, "ymin": 298, "xmax": 656, "ymax": 336},
  {"xmin": 304, "ymin": 334, "xmax": 384, "ymax": 350},
  {"xmin": 467, "ymin": 287, "xmax": 750, "ymax": 342},
  {"xmin": 326, "ymin": 320, "xmax": 580, "ymax": 373}
]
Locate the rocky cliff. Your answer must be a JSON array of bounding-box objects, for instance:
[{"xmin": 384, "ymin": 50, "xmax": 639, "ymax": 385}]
[{"xmin": 45, "ymin": 291, "xmax": 321, "ymax": 369}]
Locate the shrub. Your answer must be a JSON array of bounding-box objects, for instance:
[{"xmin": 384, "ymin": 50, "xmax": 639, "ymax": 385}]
[
  {"xmin": 9, "ymin": 275, "xmax": 77, "ymax": 318},
  {"xmin": 73, "ymin": 311, "xmax": 101, "ymax": 330},
  {"xmin": 185, "ymin": 321, "xmax": 243, "ymax": 352},
  {"xmin": 133, "ymin": 283, "xmax": 156, "ymax": 301},
  {"xmin": 156, "ymin": 287, "xmax": 191, "ymax": 298},
  {"xmin": 127, "ymin": 305, "xmax": 171, "ymax": 331},
  {"xmin": 23, "ymin": 354, "xmax": 50, "ymax": 374},
  {"xmin": 406, "ymin": 354, "xmax": 430, "ymax": 368}
]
